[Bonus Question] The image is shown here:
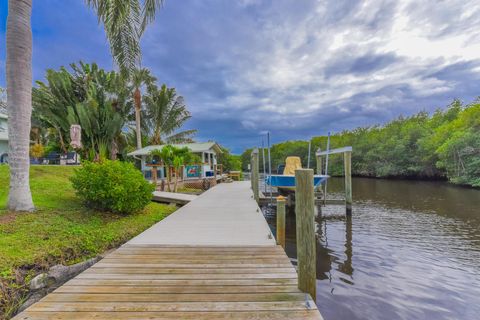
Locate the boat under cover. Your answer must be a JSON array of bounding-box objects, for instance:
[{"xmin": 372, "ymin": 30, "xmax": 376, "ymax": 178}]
[{"xmin": 265, "ymin": 174, "xmax": 329, "ymax": 188}]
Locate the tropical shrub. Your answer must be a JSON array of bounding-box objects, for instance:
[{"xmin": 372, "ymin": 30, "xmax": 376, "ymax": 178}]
[
  {"xmin": 150, "ymin": 145, "xmax": 197, "ymax": 192},
  {"xmin": 70, "ymin": 160, "xmax": 154, "ymax": 214},
  {"xmin": 33, "ymin": 63, "xmax": 130, "ymax": 160}
]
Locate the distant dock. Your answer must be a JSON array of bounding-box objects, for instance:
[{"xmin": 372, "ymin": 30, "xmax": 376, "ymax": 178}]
[{"xmin": 13, "ymin": 182, "xmax": 323, "ymax": 319}]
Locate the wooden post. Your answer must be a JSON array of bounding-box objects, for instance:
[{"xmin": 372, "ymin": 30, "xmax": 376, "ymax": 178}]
[
  {"xmin": 295, "ymin": 169, "xmax": 316, "ymax": 299},
  {"xmin": 251, "ymin": 149, "xmax": 259, "ymax": 202},
  {"xmin": 152, "ymin": 166, "xmax": 158, "ymax": 185},
  {"xmin": 344, "ymin": 151, "xmax": 352, "ymax": 215},
  {"xmin": 316, "ymin": 156, "xmax": 322, "ymax": 175},
  {"xmin": 276, "ymin": 196, "xmax": 286, "ymax": 248},
  {"xmin": 250, "ymin": 157, "xmax": 254, "ymax": 191}
]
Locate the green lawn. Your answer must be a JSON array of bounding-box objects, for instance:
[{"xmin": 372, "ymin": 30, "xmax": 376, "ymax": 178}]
[{"xmin": 0, "ymin": 165, "xmax": 176, "ymax": 317}]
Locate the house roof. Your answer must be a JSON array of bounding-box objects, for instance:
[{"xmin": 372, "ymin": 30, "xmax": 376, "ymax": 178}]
[{"xmin": 127, "ymin": 142, "xmax": 223, "ymax": 157}]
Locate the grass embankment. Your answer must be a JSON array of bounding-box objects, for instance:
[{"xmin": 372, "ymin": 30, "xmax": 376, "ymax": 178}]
[
  {"xmin": 176, "ymin": 186, "xmax": 204, "ymax": 194},
  {"xmin": 0, "ymin": 165, "xmax": 176, "ymax": 318}
]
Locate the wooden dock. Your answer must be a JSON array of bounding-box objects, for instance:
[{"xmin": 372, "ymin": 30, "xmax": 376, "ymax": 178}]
[{"xmin": 13, "ymin": 182, "xmax": 323, "ymax": 320}]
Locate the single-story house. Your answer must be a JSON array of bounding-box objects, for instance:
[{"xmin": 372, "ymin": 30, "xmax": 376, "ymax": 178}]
[
  {"xmin": 0, "ymin": 112, "xmax": 8, "ymax": 163},
  {"xmin": 127, "ymin": 142, "xmax": 223, "ymax": 180}
]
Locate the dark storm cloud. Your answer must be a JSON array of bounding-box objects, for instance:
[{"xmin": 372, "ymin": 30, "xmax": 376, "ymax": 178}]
[
  {"xmin": 1, "ymin": 0, "xmax": 480, "ymax": 152},
  {"xmin": 325, "ymin": 52, "xmax": 400, "ymax": 78}
]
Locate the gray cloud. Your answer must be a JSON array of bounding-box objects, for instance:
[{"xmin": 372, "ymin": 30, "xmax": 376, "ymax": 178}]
[{"xmin": 1, "ymin": 0, "xmax": 480, "ymax": 152}]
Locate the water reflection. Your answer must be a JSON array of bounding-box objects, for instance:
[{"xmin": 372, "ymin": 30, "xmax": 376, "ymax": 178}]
[{"xmin": 263, "ymin": 177, "xmax": 480, "ymax": 320}]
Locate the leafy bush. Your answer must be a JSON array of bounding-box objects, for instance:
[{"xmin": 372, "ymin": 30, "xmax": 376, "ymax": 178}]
[{"xmin": 70, "ymin": 160, "xmax": 154, "ymax": 214}]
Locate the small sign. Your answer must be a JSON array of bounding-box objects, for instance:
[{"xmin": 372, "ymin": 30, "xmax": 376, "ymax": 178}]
[
  {"xmin": 70, "ymin": 124, "xmax": 82, "ymax": 149},
  {"xmin": 186, "ymin": 165, "xmax": 201, "ymax": 178}
]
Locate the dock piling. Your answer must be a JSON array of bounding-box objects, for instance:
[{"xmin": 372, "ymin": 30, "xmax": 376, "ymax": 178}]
[
  {"xmin": 344, "ymin": 150, "xmax": 352, "ymax": 215},
  {"xmin": 295, "ymin": 169, "xmax": 317, "ymax": 300},
  {"xmin": 276, "ymin": 196, "xmax": 286, "ymax": 248},
  {"xmin": 251, "ymin": 149, "xmax": 259, "ymax": 202}
]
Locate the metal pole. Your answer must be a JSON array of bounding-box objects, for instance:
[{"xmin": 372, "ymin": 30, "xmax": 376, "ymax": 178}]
[
  {"xmin": 307, "ymin": 139, "xmax": 311, "ymax": 169},
  {"xmin": 262, "ymin": 138, "xmax": 267, "ymax": 193},
  {"xmin": 251, "ymin": 149, "xmax": 259, "ymax": 203},
  {"xmin": 267, "ymin": 132, "xmax": 273, "ymax": 205},
  {"xmin": 344, "ymin": 151, "xmax": 352, "ymax": 215},
  {"xmin": 276, "ymin": 195, "xmax": 286, "ymax": 248},
  {"xmin": 323, "ymin": 132, "xmax": 331, "ymax": 206}
]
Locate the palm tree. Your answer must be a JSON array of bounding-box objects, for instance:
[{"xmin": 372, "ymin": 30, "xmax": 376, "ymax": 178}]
[
  {"xmin": 33, "ymin": 62, "xmax": 131, "ymax": 161},
  {"xmin": 143, "ymin": 84, "xmax": 197, "ymax": 145},
  {"xmin": 131, "ymin": 68, "xmax": 156, "ymax": 150},
  {"xmin": 33, "ymin": 67, "xmax": 81, "ymax": 153},
  {"xmin": 86, "ymin": 1, "xmax": 164, "ymax": 150},
  {"xmin": 6, "ymin": 0, "xmax": 35, "ymax": 211}
]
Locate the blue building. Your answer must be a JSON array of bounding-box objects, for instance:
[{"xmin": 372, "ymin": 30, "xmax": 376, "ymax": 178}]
[{"xmin": 127, "ymin": 142, "xmax": 223, "ymax": 180}]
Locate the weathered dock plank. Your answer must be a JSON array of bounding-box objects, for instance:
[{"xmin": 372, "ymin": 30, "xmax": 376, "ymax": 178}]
[
  {"xmin": 13, "ymin": 182, "xmax": 322, "ymax": 320},
  {"xmin": 16, "ymin": 311, "xmax": 321, "ymax": 320},
  {"xmin": 152, "ymin": 191, "xmax": 197, "ymax": 205}
]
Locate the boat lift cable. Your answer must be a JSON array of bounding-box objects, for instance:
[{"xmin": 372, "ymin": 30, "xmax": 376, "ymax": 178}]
[{"xmin": 323, "ymin": 132, "xmax": 331, "ymax": 206}]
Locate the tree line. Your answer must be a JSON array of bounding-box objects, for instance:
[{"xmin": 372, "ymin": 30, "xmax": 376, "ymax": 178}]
[{"xmin": 241, "ymin": 99, "xmax": 480, "ymax": 187}]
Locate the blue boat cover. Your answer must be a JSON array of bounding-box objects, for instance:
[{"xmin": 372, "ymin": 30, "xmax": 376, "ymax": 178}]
[{"xmin": 265, "ymin": 175, "xmax": 328, "ymax": 188}]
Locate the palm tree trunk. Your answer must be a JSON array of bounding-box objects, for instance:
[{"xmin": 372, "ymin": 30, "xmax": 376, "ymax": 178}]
[
  {"xmin": 166, "ymin": 166, "xmax": 171, "ymax": 192},
  {"xmin": 57, "ymin": 127, "xmax": 67, "ymax": 153},
  {"xmin": 174, "ymin": 168, "xmax": 178, "ymax": 192},
  {"xmin": 134, "ymin": 87, "xmax": 142, "ymax": 150},
  {"xmin": 6, "ymin": 0, "xmax": 35, "ymax": 211}
]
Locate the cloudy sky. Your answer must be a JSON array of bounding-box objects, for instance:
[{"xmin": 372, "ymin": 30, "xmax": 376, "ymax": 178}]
[{"xmin": 1, "ymin": 0, "xmax": 480, "ymax": 153}]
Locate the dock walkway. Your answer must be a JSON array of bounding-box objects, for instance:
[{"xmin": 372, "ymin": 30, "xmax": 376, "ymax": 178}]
[{"xmin": 14, "ymin": 182, "xmax": 323, "ymax": 320}]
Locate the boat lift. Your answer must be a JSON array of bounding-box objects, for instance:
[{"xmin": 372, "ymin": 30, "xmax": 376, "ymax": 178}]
[{"xmin": 252, "ymin": 133, "xmax": 353, "ymax": 215}]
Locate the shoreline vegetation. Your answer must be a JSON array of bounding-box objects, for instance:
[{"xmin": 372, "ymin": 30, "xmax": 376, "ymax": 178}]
[
  {"xmin": 0, "ymin": 165, "xmax": 176, "ymax": 318},
  {"xmin": 241, "ymin": 99, "xmax": 480, "ymax": 188}
]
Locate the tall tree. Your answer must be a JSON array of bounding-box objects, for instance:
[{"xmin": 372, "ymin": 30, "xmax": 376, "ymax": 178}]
[
  {"xmin": 33, "ymin": 63, "xmax": 131, "ymax": 161},
  {"xmin": 86, "ymin": 0, "xmax": 164, "ymax": 149},
  {"xmin": 6, "ymin": 0, "xmax": 35, "ymax": 211},
  {"xmin": 131, "ymin": 68, "xmax": 156, "ymax": 149}
]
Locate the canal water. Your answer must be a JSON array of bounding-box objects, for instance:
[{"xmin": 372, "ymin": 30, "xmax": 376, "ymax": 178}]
[{"xmin": 262, "ymin": 177, "xmax": 480, "ymax": 320}]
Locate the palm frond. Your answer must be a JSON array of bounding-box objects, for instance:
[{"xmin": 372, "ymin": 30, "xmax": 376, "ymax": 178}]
[
  {"xmin": 166, "ymin": 129, "xmax": 197, "ymax": 144},
  {"xmin": 142, "ymin": 84, "xmax": 194, "ymax": 145},
  {"xmin": 141, "ymin": 0, "xmax": 164, "ymax": 34},
  {"xmin": 86, "ymin": 0, "xmax": 163, "ymax": 73},
  {"xmin": 86, "ymin": 0, "xmax": 142, "ymax": 73}
]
